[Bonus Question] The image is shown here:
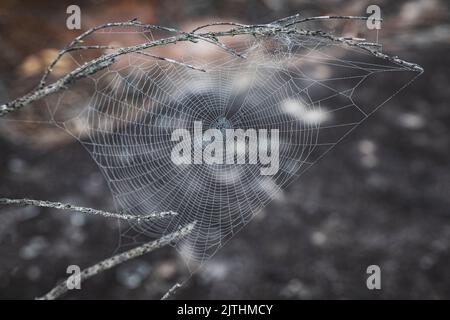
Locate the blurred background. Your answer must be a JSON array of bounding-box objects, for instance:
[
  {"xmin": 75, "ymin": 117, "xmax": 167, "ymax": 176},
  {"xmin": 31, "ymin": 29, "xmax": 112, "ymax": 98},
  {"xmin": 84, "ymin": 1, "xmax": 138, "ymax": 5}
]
[{"xmin": 0, "ymin": 0, "xmax": 449, "ymax": 299}]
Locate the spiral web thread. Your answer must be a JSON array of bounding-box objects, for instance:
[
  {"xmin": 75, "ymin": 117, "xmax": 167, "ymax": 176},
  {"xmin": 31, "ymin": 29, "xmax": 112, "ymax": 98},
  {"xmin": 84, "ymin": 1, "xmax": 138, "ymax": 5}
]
[{"xmin": 52, "ymin": 26, "xmax": 421, "ymax": 269}]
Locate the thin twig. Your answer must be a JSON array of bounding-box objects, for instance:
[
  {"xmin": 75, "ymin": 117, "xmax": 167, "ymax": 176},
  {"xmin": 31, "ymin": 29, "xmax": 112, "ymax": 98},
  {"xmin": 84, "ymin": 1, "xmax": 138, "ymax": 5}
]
[
  {"xmin": 37, "ymin": 222, "xmax": 196, "ymax": 300},
  {"xmin": 37, "ymin": 20, "xmax": 235, "ymax": 89},
  {"xmin": 0, "ymin": 198, "xmax": 177, "ymax": 221},
  {"xmin": 161, "ymin": 282, "xmax": 182, "ymax": 300},
  {"xmin": 269, "ymin": 13, "xmax": 302, "ymax": 26},
  {"xmin": 134, "ymin": 51, "xmax": 206, "ymax": 72},
  {"xmin": 191, "ymin": 21, "xmax": 250, "ymax": 33},
  {"xmin": 283, "ymin": 15, "xmax": 374, "ymax": 28}
]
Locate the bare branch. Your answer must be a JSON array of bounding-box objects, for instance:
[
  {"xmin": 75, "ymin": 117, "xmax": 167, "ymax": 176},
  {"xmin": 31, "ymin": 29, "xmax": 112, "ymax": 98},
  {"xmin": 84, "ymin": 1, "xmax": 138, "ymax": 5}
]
[
  {"xmin": 0, "ymin": 198, "xmax": 177, "ymax": 221},
  {"xmin": 0, "ymin": 14, "xmax": 423, "ymax": 118},
  {"xmin": 37, "ymin": 19, "xmax": 238, "ymax": 89},
  {"xmin": 37, "ymin": 222, "xmax": 196, "ymax": 300}
]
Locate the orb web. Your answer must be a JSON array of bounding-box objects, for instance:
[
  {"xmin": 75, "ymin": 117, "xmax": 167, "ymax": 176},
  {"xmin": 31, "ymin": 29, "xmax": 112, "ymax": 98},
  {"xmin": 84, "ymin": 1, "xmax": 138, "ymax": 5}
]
[{"xmin": 54, "ymin": 27, "xmax": 421, "ymax": 268}]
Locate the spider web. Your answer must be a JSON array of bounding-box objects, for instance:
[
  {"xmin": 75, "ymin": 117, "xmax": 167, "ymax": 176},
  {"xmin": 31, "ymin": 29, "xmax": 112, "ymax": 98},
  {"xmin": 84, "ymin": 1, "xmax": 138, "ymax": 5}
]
[{"xmin": 51, "ymin": 26, "xmax": 421, "ymax": 269}]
